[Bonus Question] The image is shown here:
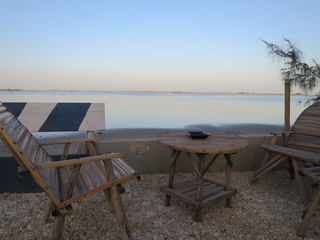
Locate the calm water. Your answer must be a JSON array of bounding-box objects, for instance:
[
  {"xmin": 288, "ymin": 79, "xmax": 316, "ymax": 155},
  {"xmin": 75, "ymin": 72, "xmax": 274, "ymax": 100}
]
[{"xmin": 0, "ymin": 91, "xmax": 310, "ymax": 129}]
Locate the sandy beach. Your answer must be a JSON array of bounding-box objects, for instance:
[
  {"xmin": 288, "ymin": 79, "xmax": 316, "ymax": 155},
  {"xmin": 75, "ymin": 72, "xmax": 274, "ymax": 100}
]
[{"xmin": 1, "ymin": 171, "xmax": 319, "ymax": 240}]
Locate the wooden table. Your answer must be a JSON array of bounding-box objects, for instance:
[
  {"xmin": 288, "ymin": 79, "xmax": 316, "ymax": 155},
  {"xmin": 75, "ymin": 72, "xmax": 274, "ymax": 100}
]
[{"xmin": 157, "ymin": 131, "xmax": 248, "ymax": 221}]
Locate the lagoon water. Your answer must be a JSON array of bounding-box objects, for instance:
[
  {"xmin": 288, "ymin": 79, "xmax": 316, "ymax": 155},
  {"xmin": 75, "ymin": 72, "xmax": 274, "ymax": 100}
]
[{"xmin": 0, "ymin": 91, "xmax": 310, "ymax": 129}]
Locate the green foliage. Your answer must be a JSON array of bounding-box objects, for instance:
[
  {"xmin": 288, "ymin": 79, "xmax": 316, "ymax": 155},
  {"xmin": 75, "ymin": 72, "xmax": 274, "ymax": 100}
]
[{"xmin": 262, "ymin": 38, "xmax": 320, "ymax": 102}]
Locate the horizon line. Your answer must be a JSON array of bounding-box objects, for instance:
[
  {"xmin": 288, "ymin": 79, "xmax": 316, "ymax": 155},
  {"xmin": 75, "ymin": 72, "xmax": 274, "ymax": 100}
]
[{"xmin": 0, "ymin": 89, "xmax": 307, "ymax": 96}]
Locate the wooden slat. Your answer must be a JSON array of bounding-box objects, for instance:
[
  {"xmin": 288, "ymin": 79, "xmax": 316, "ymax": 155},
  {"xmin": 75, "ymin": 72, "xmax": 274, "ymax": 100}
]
[
  {"xmin": 201, "ymin": 189, "xmax": 236, "ymax": 206},
  {"xmin": 60, "ymin": 174, "xmax": 138, "ymax": 208},
  {"xmin": 202, "ymin": 186, "xmax": 225, "ymax": 199},
  {"xmin": 288, "ymin": 138, "xmax": 320, "ymax": 151},
  {"xmin": 58, "ymin": 166, "xmax": 83, "ymax": 198},
  {"xmin": 32, "ymin": 147, "xmax": 51, "ymax": 165},
  {"xmin": 89, "ymin": 161, "xmax": 108, "ymax": 183},
  {"xmin": 160, "ymin": 185, "xmax": 198, "ymax": 207},
  {"xmin": 0, "ymin": 116, "xmax": 62, "ymax": 209},
  {"xmin": 112, "ymin": 160, "xmax": 130, "ymax": 178},
  {"xmin": 35, "ymin": 153, "xmax": 123, "ymax": 169},
  {"xmin": 261, "ymin": 144, "xmax": 320, "ymax": 165},
  {"xmin": 17, "ymin": 131, "xmax": 33, "ymax": 153},
  {"xmin": 77, "ymin": 163, "xmax": 96, "ymax": 192},
  {"xmin": 6, "ymin": 119, "xmax": 26, "ymax": 141},
  {"xmin": 112, "ymin": 157, "xmax": 137, "ymax": 175},
  {"xmin": 24, "ymin": 137, "xmax": 39, "ymax": 161},
  {"xmin": 3, "ymin": 118, "xmax": 20, "ymax": 135},
  {"xmin": 301, "ymin": 166, "xmax": 320, "ymax": 174},
  {"xmin": 82, "ymin": 163, "xmax": 103, "ymax": 189},
  {"xmin": 40, "ymin": 167, "xmax": 60, "ymax": 198},
  {"xmin": 158, "ymin": 132, "xmax": 248, "ymax": 154},
  {"xmin": 0, "ymin": 111, "xmax": 15, "ymax": 125},
  {"xmin": 161, "ymin": 177, "xmax": 234, "ymax": 208},
  {"xmin": 40, "ymin": 138, "xmax": 101, "ymax": 145},
  {"xmin": 176, "ymin": 182, "xmax": 198, "ymax": 196}
]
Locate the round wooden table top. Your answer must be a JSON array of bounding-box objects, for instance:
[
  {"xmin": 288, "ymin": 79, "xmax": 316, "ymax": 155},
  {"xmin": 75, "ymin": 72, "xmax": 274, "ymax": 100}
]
[{"xmin": 157, "ymin": 131, "xmax": 248, "ymax": 154}]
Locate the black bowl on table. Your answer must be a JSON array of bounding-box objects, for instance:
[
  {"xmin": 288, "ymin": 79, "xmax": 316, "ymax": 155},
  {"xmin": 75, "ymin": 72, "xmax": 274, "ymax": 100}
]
[{"xmin": 186, "ymin": 131, "xmax": 210, "ymax": 139}]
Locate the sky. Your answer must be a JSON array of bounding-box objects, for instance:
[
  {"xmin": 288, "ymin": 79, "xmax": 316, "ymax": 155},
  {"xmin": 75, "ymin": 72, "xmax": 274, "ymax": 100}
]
[{"xmin": 1, "ymin": 0, "xmax": 320, "ymax": 93}]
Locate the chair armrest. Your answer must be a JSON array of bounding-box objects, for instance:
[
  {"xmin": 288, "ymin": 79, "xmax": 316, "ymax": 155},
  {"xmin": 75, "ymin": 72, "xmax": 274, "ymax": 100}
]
[
  {"xmin": 35, "ymin": 153, "xmax": 123, "ymax": 169},
  {"xmin": 268, "ymin": 131, "xmax": 293, "ymax": 145},
  {"xmin": 39, "ymin": 138, "xmax": 100, "ymax": 146},
  {"xmin": 270, "ymin": 131, "xmax": 292, "ymax": 135}
]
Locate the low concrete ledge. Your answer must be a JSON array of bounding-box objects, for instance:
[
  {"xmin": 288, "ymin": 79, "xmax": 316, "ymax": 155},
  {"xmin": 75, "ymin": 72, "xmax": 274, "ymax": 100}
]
[
  {"xmin": 94, "ymin": 132, "xmax": 286, "ymax": 173},
  {"xmin": 0, "ymin": 126, "xmax": 288, "ymax": 174},
  {"xmin": 1, "ymin": 129, "xmax": 289, "ymax": 193}
]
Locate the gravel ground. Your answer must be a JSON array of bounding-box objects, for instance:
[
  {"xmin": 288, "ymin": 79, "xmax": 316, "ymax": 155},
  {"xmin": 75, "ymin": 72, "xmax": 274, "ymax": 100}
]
[{"xmin": 1, "ymin": 171, "xmax": 320, "ymax": 240}]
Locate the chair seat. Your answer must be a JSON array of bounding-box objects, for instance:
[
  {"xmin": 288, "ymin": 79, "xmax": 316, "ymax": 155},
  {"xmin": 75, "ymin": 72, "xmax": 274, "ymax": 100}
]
[
  {"xmin": 58, "ymin": 157, "xmax": 137, "ymax": 198},
  {"xmin": 261, "ymin": 144, "xmax": 320, "ymax": 164},
  {"xmin": 299, "ymin": 166, "xmax": 320, "ymax": 183},
  {"xmin": 297, "ymin": 166, "xmax": 320, "ymax": 237}
]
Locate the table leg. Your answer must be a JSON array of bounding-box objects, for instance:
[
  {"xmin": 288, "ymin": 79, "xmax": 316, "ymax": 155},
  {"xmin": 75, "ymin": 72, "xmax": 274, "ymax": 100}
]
[
  {"xmin": 224, "ymin": 154, "xmax": 233, "ymax": 207},
  {"xmin": 165, "ymin": 150, "xmax": 181, "ymax": 206},
  {"xmin": 194, "ymin": 153, "xmax": 205, "ymax": 222}
]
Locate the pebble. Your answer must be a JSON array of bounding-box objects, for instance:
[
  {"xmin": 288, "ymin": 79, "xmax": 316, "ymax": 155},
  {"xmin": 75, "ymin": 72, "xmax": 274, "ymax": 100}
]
[{"xmin": 1, "ymin": 171, "xmax": 319, "ymax": 239}]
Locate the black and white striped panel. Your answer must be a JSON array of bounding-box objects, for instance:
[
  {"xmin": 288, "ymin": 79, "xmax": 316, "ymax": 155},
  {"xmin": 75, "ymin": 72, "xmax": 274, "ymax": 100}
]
[{"xmin": 3, "ymin": 102, "xmax": 105, "ymax": 132}]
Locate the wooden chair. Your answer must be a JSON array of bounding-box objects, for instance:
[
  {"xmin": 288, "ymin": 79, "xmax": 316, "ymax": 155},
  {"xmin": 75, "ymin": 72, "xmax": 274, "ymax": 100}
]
[
  {"xmin": 297, "ymin": 166, "xmax": 320, "ymax": 237},
  {"xmin": 250, "ymin": 101, "xmax": 320, "ymax": 236},
  {"xmin": 0, "ymin": 104, "xmax": 139, "ymax": 240},
  {"xmin": 250, "ymin": 102, "xmax": 320, "ymax": 186}
]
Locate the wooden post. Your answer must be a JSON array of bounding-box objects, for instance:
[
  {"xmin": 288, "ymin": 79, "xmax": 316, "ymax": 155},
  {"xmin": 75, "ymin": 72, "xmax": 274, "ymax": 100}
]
[{"xmin": 284, "ymin": 82, "xmax": 291, "ymax": 131}]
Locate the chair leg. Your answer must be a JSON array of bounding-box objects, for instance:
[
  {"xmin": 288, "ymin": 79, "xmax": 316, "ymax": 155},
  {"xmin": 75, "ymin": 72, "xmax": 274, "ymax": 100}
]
[
  {"xmin": 292, "ymin": 160, "xmax": 314, "ymax": 205},
  {"xmin": 109, "ymin": 185, "xmax": 131, "ymax": 240},
  {"xmin": 43, "ymin": 198, "xmax": 53, "ymax": 224},
  {"xmin": 52, "ymin": 213, "xmax": 67, "ymax": 240},
  {"xmin": 104, "ymin": 189, "xmax": 115, "ymax": 213},
  {"xmin": 104, "ymin": 158, "xmax": 131, "ymax": 240},
  {"xmin": 250, "ymin": 155, "xmax": 287, "ymax": 183},
  {"xmin": 297, "ymin": 186, "xmax": 320, "ymax": 237}
]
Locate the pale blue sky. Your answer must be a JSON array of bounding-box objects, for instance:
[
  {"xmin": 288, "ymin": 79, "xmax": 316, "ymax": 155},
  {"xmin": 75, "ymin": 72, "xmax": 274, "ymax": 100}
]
[{"xmin": 1, "ymin": 0, "xmax": 319, "ymax": 93}]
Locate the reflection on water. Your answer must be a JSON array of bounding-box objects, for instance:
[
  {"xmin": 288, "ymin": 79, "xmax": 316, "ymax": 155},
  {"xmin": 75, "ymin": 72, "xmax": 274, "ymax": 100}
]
[{"xmin": 0, "ymin": 91, "xmax": 310, "ymax": 129}]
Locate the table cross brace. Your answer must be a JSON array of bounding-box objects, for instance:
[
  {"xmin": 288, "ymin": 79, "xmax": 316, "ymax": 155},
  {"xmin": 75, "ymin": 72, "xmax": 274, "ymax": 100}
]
[{"xmin": 185, "ymin": 152, "xmax": 219, "ymax": 177}]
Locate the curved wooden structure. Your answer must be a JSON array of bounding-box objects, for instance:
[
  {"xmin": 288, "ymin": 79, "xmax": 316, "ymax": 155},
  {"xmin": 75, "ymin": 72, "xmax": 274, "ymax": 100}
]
[
  {"xmin": 0, "ymin": 103, "xmax": 139, "ymax": 240},
  {"xmin": 251, "ymin": 102, "xmax": 320, "ymax": 185},
  {"xmin": 251, "ymin": 101, "xmax": 320, "ymax": 237}
]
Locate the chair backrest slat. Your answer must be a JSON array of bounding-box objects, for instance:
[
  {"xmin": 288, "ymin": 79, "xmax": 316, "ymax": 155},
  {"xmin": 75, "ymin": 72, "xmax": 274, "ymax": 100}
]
[
  {"xmin": 0, "ymin": 111, "xmax": 14, "ymax": 125},
  {"xmin": 58, "ymin": 166, "xmax": 82, "ymax": 197},
  {"xmin": 24, "ymin": 136, "xmax": 38, "ymax": 160},
  {"xmin": 0, "ymin": 110, "xmax": 61, "ymax": 204},
  {"xmin": 288, "ymin": 102, "xmax": 320, "ymax": 154},
  {"xmin": 32, "ymin": 147, "xmax": 46, "ymax": 165},
  {"xmin": 18, "ymin": 130, "xmax": 33, "ymax": 152},
  {"xmin": 6, "ymin": 118, "xmax": 26, "ymax": 141}
]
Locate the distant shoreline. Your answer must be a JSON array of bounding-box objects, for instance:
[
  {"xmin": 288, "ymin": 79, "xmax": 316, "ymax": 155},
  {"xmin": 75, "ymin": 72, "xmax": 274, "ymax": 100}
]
[{"xmin": 0, "ymin": 89, "xmax": 307, "ymax": 96}]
